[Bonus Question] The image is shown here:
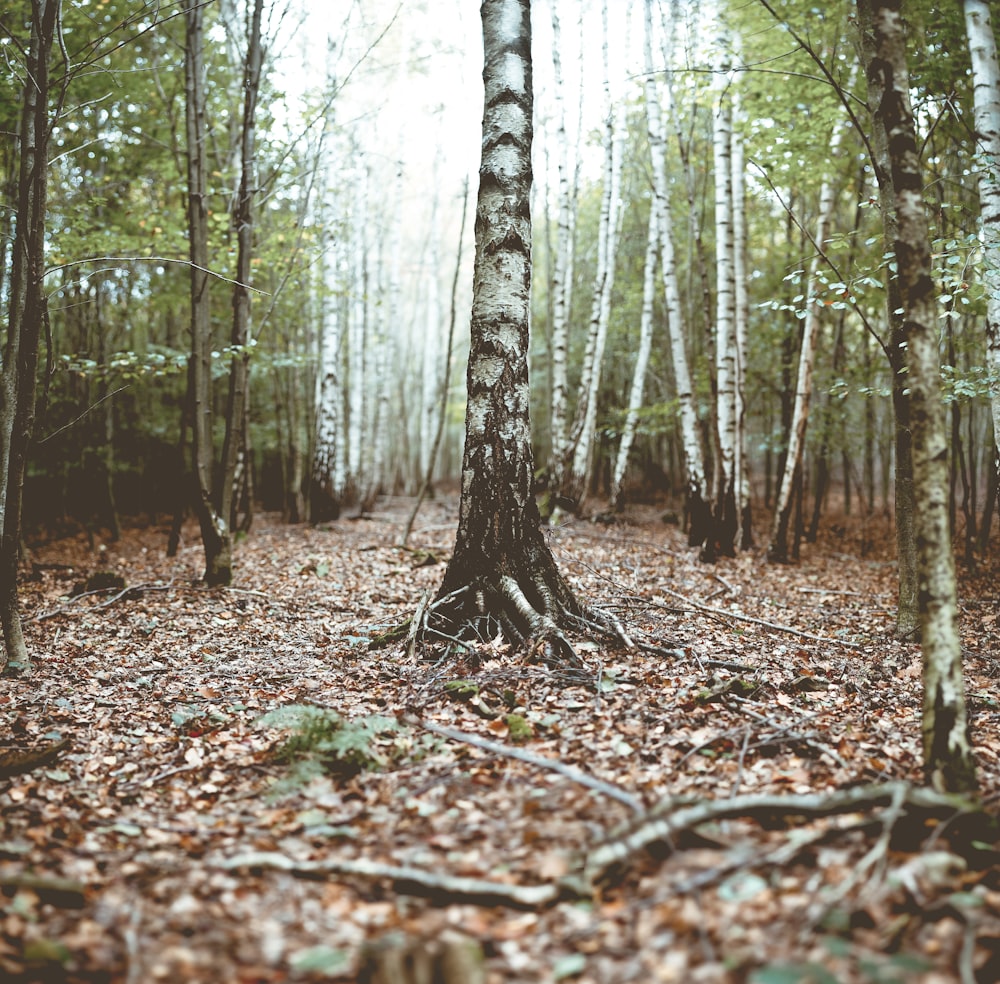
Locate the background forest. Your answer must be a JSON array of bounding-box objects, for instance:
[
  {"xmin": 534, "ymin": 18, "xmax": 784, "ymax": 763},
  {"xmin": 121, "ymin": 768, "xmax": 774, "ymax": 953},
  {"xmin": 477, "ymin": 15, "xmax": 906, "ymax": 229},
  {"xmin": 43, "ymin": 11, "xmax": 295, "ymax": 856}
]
[
  {"xmin": 4, "ymin": 2, "xmax": 1000, "ymax": 981},
  {"xmin": 0, "ymin": 0, "xmax": 995, "ymax": 564}
]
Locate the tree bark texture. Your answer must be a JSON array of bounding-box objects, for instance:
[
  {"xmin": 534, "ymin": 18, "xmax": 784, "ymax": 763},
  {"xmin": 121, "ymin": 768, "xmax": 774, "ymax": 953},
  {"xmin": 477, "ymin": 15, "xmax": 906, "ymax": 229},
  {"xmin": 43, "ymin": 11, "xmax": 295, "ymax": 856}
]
[
  {"xmin": 643, "ymin": 0, "xmax": 710, "ymax": 544},
  {"xmin": 0, "ymin": 0, "xmax": 57, "ymax": 676},
  {"xmin": 856, "ymin": 0, "xmax": 918, "ymax": 640},
  {"xmin": 220, "ymin": 0, "xmax": 264, "ymax": 544},
  {"xmin": 435, "ymin": 0, "xmax": 582, "ymax": 653},
  {"xmin": 706, "ymin": 30, "xmax": 739, "ymax": 560},
  {"xmin": 184, "ymin": 0, "xmax": 229, "ymax": 585},
  {"xmin": 859, "ymin": 0, "xmax": 976, "ymax": 794},
  {"xmin": 963, "ymin": 0, "xmax": 1000, "ymax": 487}
]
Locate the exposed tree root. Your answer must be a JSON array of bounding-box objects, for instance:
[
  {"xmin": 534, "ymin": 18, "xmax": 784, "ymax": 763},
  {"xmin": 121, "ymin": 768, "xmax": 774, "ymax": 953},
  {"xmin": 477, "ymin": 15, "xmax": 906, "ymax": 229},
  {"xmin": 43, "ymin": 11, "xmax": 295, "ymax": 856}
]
[{"xmin": 425, "ymin": 570, "xmax": 635, "ymax": 670}]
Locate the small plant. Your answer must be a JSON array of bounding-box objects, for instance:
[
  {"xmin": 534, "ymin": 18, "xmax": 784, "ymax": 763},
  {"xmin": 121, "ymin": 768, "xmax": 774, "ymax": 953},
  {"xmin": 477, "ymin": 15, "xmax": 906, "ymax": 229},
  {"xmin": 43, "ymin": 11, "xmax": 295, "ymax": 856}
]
[{"xmin": 256, "ymin": 704, "xmax": 402, "ymax": 780}]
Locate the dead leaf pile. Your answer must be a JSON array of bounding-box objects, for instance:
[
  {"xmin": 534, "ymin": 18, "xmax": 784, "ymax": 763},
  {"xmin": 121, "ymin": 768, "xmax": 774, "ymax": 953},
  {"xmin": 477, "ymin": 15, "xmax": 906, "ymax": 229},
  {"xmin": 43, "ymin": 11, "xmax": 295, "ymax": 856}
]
[{"xmin": 2, "ymin": 496, "xmax": 999, "ymax": 982}]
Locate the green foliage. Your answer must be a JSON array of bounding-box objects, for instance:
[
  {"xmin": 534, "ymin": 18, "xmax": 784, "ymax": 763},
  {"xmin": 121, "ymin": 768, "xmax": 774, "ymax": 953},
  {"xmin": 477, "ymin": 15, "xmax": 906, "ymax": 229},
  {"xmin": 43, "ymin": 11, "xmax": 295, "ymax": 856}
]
[{"xmin": 256, "ymin": 705, "xmax": 403, "ymax": 780}]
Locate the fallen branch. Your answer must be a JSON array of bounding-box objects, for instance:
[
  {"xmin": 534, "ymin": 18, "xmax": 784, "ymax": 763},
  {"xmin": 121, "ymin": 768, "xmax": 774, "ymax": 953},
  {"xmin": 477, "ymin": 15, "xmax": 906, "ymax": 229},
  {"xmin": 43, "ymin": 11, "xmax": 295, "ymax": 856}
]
[
  {"xmin": 581, "ymin": 782, "xmax": 974, "ymax": 887},
  {"xmin": 647, "ymin": 588, "xmax": 863, "ymax": 650},
  {"xmin": 218, "ymin": 850, "xmax": 560, "ymax": 909},
  {"xmin": 214, "ymin": 781, "xmax": 982, "ymax": 912},
  {"xmin": 34, "ymin": 582, "xmax": 173, "ymax": 621},
  {"xmin": 0, "ymin": 872, "xmax": 85, "ymax": 908},
  {"xmin": 0, "ymin": 738, "xmax": 71, "ymax": 778},
  {"xmin": 414, "ymin": 718, "xmax": 644, "ymax": 814}
]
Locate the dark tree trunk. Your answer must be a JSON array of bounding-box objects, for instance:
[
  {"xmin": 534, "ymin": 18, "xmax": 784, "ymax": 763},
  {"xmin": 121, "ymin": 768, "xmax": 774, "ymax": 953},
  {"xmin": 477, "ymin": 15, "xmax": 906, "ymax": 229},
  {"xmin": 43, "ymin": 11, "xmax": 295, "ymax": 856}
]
[
  {"xmin": 184, "ymin": 0, "xmax": 229, "ymax": 586},
  {"xmin": 0, "ymin": 0, "xmax": 58, "ymax": 677}
]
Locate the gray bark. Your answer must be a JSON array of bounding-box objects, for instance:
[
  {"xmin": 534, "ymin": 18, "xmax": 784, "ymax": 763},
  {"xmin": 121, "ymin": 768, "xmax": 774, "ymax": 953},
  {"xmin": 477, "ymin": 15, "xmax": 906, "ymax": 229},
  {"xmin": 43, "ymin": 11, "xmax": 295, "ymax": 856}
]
[{"xmin": 859, "ymin": 0, "xmax": 976, "ymax": 794}]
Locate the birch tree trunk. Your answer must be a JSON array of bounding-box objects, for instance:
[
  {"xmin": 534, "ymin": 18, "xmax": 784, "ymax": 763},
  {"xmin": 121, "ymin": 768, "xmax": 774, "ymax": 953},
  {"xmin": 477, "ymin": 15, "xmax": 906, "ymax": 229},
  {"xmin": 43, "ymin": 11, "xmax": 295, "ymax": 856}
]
[
  {"xmin": 609, "ymin": 198, "xmax": 657, "ymax": 511},
  {"xmin": 857, "ymin": 0, "xmax": 919, "ymax": 640},
  {"xmin": 435, "ymin": 0, "xmax": 588, "ymax": 656},
  {"xmin": 769, "ymin": 112, "xmax": 848, "ymax": 562},
  {"xmin": 546, "ymin": 1, "xmax": 573, "ymax": 482},
  {"xmin": 652, "ymin": 0, "xmax": 711, "ymax": 545},
  {"xmin": 0, "ymin": 0, "xmax": 57, "ymax": 677},
  {"xmin": 731, "ymin": 91, "xmax": 751, "ymax": 548},
  {"xmin": 706, "ymin": 22, "xmax": 740, "ymax": 559},
  {"xmin": 564, "ymin": 0, "xmax": 622, "ymax": 509},
  {"xmin": 219, "ymin": 0, "xmax": 264, "ymax": 554},
  {"xmin": 859, "ymin": 0, "xmax": 976, "ymax": 794},
  {"xmin": 183, "ymin": 0, "xmax": 230, "ymax": 585},
  {"xmin": 310, "ymin": 230, "xmax": 346, "ymax": 523},
  {"xmin": 963, "ymin": 0, "xmax": 1000, "ymax": 493}
]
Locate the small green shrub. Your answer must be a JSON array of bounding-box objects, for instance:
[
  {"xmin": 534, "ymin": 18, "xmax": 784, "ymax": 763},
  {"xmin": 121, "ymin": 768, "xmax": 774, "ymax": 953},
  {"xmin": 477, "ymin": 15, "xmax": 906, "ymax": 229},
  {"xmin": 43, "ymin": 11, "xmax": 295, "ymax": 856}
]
[{"xmin": 256, "ymin": 705, "xmax": 402, "ymax": 780}]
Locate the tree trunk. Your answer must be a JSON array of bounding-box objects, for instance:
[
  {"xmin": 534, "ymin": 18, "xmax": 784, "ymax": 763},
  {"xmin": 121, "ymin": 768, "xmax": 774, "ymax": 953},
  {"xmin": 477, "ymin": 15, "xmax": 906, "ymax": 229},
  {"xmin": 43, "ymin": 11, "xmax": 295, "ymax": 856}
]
[
  {"xmin": 545, "ymin": 1, "xmax": 576, "ymax": 487},
  {"xmin": 219, "ymin": 0, "xmax": 264, "ymax": 552},
  {"xmin": 0, "ymin": 0, "xmax": 57, "ymax": 677},
  {"xmin": 769, "ymin": 112, "xmax": 848, "ymax": 561},
  {"xmin": 964, "ymin": 0, "xmax": 1000, "ymax": 502},
  {"xmin": 184, "ymin": 0, "xmax": 229, "ymax": 585},
  {"xmin": 705, "ymin": 20, "xmax": 739, "ymax": 560},
  {"xmin": 310, "ymin": 227, "xmax": 346, "ymax": 523},
  {"xmin": 857, "ymin": 0, "xmax": 919, "ymax": 639},
  {"xmin": 609, "ymin": 196, "xmax": 657, "ymax": 511},
  {"xmin": 435, "ymin": 0, "xmax": 594, "ymax": 656},
  {"xmin": 859, "ymin": 0, "xmax": 976, "ymax": 794},
  {"xmin": 644, "ymin": 0, "xmax": 710, "ymax": 544},
  {"xmin": 565, "ymin": 0, "xmax": 621, "ymax": 509}
]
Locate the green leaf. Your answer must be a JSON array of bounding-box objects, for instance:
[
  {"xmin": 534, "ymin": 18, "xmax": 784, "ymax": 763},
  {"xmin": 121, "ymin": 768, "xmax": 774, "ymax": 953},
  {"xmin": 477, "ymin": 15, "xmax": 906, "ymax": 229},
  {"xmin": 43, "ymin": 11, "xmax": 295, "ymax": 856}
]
[
  {"xmin": 553, "ymin": 952, "xmax": 587, "ymax": 979},
  {"xmin": 289, "ymin": 945, "xmax": 350, "ymax": 974}
]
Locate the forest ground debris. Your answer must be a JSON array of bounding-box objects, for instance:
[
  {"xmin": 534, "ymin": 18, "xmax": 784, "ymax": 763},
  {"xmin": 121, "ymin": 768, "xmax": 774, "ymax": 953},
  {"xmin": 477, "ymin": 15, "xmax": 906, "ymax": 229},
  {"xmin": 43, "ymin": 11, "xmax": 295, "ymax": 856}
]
[{"xmin": 2, "ymin": 496, "xmax": 1000, "ymax": 982}]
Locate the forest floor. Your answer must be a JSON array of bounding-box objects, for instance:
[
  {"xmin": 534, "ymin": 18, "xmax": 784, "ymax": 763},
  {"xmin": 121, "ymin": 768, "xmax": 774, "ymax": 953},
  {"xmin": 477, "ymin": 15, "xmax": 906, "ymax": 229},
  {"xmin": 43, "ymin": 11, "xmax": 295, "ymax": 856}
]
[{"xmin": 2, "ymin": 494, "xmax": 1000, "ymax": 983}]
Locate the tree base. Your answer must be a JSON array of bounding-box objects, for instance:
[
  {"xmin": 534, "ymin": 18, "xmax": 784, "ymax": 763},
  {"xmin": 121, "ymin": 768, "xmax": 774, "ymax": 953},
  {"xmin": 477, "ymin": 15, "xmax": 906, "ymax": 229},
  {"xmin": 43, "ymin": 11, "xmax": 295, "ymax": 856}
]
[{"xmin": 429, "ymin": 568, "xmax": 632, "ymax": 666}]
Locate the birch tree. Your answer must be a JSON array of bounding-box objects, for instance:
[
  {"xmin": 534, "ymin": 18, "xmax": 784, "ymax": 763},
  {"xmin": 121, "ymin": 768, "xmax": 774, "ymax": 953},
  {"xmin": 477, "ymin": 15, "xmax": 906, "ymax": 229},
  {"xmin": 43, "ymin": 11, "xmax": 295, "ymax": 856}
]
[
  {"xmin": 0, "ymin": 0, "xmax": 58, "ymax": 676},
  {"xmin": 963, "ymin": 0, "xmax": 1000, "ymax": 488},
  {"xmin": 564, "ymin": 0, "xmax": 623, "ymax": 509},
  {"xmin": 434, "ymin": 0, "xmax": 623, "ymax": 656},
  {"xmin": 310, "ymin": 224, "xmax": 347, "ymax": 523},
  {"xmin": 706, "ymin": 13, "xmax": 740, "ymax": 559},
  {"xmin": 546, "ymin": 0, "xmax": 575, "ymax": 484},
  {"xmin": 859, "ymin": 0, "xmax": 976, "ymax": 793},
  {"xmin": 768, "ymin": 109, "xmax": 849, "ymax": 562},
  {"xmin": 183, "ymin": 0, "xmax": 221, "ymax": 580}
]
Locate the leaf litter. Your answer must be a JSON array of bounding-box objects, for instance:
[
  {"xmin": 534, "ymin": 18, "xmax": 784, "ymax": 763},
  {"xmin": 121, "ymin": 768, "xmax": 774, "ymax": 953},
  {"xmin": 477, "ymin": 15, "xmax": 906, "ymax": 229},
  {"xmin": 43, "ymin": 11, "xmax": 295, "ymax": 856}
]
[{"xmin": 2, "ymin": 495, "xmax": 999, "ymax": 982}]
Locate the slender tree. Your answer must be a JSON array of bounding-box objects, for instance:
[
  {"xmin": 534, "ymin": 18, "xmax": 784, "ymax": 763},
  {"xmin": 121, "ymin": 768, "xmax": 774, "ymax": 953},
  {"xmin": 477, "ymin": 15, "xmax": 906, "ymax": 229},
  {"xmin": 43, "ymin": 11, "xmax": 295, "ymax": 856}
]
[
  {"xmin": 859, "ymin": 0, "xmax": 976, "ymax": 793},
  {"xmin": 564, "ymin": 0, "xmax": 622, "ymax": 509},
  {"xmin": 648, "ymin": 0, "xmax": 710, "ymax": 544},
  {"xmin": 219, "ymin": 0, "xmax": 264, "ymax": 546},
  {"xmin": 0, "ymin": 0, "xmax": 58, "ymax": 676},
  {"xmin": 706, "ymin": 7, "xmax": 740, "ymax": 559},
  {"xmin": 769, "ymin": 107, "xmax": 849, "ymax": 562},
  {"xmin": 963, "ymin": 0, "xmax": 1000, "ymax": 494},
  {"xmin": 183, "ymin": 0, "xmax": 227, "ymax": 584},
  {"xmin": 434, "ymin": 0, "xmax": 620, "ymax": 656}
]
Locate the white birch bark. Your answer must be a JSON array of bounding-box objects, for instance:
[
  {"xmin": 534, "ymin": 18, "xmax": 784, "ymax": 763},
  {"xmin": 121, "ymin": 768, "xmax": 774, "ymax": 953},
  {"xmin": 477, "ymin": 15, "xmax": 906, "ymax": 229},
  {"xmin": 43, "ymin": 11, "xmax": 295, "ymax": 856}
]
[
  {"xmin": 731, "ymin": 90, "xmax": 751, "ymax": 545},
  {"xmin": 547, "ymin": 0, "xmax": 572, "ymax": 472},
  {"xmin": 311, "ymin": 228, "xmax": 347, "ymax": 520},
  {"xmin": 609, "ymin": 199, "xmax": 657, "ymax": 510},
  {"xmin": 768, "ymin": 110, "xmax": 849, "ymax": 561},
  {"xmin": 345, "ymin": 161, "xmax": 368, "ymax": 497},
  {"xmin": 421, "ymin": 219, "xmax": 442, "ymax": 481},
  {"xmin": 567, "ymin": 0, "xmax": 623, "ymax": 505},
  {"xmin": 649, "ymin": 0, "xmax": 712, "ymax": 543},
  {"xmin": 964, "ymin": 0, "xmax": 1000, "ymax": 472},
  {"xmin": 710, "ymin": 23, "xmax": 739, "ymax": 556}
]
